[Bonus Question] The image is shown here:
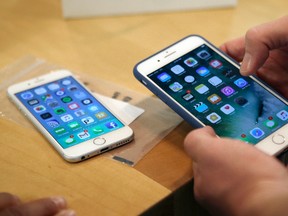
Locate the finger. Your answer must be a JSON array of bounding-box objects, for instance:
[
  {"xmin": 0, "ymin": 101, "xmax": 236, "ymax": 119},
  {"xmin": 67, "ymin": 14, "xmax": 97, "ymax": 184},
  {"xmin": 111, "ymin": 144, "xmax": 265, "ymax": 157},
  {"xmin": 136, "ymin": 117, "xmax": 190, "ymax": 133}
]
[
  {"xmin": 184, "ymin": 127, "xmax": 217, "ymax": 162},
  {"xmin": 0, "ymin": 196, "xmax": 67, "ymax": 216},
  {"xmin": 0, "ymin": 193, "xmax": 21, "ymax": 210},
  {"xmin": 241, "ymin": 16, "xmax": 288, "ymax": 75},
  {"xmin": 55, "ymin": 209, "xmax": 76, "ymax": 216},
  {"xmin": 219, "ymin": 37, "xmax": 245, "ymax": 62},
  {"xmin": 256, "ymin": 59, "xmax": 288, "ymax": 99}
]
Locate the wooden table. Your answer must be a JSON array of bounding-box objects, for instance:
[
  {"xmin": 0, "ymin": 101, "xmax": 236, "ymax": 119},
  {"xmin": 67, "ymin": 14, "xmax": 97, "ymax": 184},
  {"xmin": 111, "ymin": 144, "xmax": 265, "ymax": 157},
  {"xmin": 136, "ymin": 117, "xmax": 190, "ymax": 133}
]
[{"xmin": 0, "ymin": 0, "xmax": 287, "ymax": 215}]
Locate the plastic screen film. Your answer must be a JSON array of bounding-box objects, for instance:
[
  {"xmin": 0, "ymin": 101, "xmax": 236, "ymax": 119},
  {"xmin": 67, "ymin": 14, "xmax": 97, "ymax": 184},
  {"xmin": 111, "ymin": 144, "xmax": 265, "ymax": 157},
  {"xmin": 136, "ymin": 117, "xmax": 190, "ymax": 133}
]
[{"xmin": 0, "ymin": 56, "xmax": 183, "ymax": 165}]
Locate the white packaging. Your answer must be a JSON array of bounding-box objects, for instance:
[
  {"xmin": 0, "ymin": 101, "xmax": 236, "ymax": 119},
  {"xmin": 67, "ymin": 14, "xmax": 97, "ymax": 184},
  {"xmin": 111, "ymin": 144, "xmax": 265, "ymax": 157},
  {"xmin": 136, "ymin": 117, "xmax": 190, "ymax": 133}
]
[{"xmin": 62, "ymin": 0, "xmax": 237, "ymax": 18}]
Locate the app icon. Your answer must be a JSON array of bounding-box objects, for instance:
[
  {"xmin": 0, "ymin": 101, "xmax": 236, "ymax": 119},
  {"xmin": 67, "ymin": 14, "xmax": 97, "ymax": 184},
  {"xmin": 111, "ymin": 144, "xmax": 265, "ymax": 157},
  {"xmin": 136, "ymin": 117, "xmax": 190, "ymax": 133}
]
[
  {"xmin": 34, "ymin": 87, "xmax": 47, "ymax": 95},
  {"xmin": 250, "ymin": 128, "xmax": 265, "ymax": 139},
  {"xmin": 61, "ymin": 96, "xmax": 73, "ymax": 103},
  {"xmin": 81, "ymin": 116, "xmax": 94, "ymax": 125},
  {"xmin": 21, "ymin": 91, "xmax": 33, "ymax": 100},
  {"xmin": 41, "ymin": 94, "xmax": 53, "ymax": 102},
  {"xmin": 47, "ymin": 100, "xmax": 59, "ymax": 108},
  {"xmin": 206, "ymin": 112, "xmax": 221, "ymax": 123},
  {"xmin": 207, "ymin": 94, "xmax": 222, "ymax": 104},
  {"xmin": 46, "ymin": 119, "xmax": 60, "ymax": 128},
  {"xmin": 54, "ymin": 107, "xmax": 66, "ymax": 115},
  {"xmin": 234, "ymin": 96, "xmax": 248, "ymax": 106},
  {"xmin": 169, "ymin": 82, "xmax": 183, "ymax": 92},
  {"xmin": 197, "ymin": 50, "xmax": 211, "ymax": 59},
  {"xmin": 105, "ymin": 121, "xmax": 118, "ymax": 129},
  {"xmin": 77, "ymin": 130, "xmax": 90, "ymax": 139},
  {"xmin": 54, "ymin": 127, "xmax": 66, "ymax": 135},
  {"xmin": 184, "ymin": 57, "xmax": 198, "ymax": 67},
  {"xmin": 208, "ymin": 76, "xmax": 222, "ymax": 86},
  {"xmin": 182, "ymin": 93, "xmax": 194, "ymax": 101},
  {"xmin": 74, "ymin": 109, "xmax": 86, "ymax": 117},
  {"xmin": 240, "ymin": 134, "xmax": 249, "ymax": 143},
  {"xmin": 220, "ymin": 104, "xmax": 235, "ymax": 115},
  {"xmin": 222, "ymin": 69, "xmax": 236, "ymax": 78},
  {"xmin": 28, "ymin": 99, "xmax": 39, "ymax": 106},
  {"xmin": 33, "ymin": 105, "xmax": 46, "ymax": 113},
  {"xmin": 95, "ymin": 112, "xmax": 108, "ymax": 120},
  {"xmin": 194, "ymin": 102, "xmax": 208, "ymax": 113},
  {"xmin": 68, "ymin": 121, "xmax": 81, "ymax": 129},
  {"xmin": 48, "ymin": 83, "xmax": 60, "ymax": 91},
  {"xmin": 81, "ymin": 98, "xmax": 92, "ymax": 105},
  {"xmin": 68, "ymin": 85, "xmax": 78, "ymax": 92},
  {"xmin": 65, "ymin": 137, "xmax": 75, "ymax": 144},
  {"xmin": 195, "ymin": 84, "xmax": 209, "ymax": 94},
  {"xmin": 196, "ymin": 67, "xmax": 210, "ymax": 77},
  {"xmin": 60, "ymin": 114, "xmax": 73, "ymax": 122},
  {"xmin": 68, "ymin": 103, "xmax": 80, "ymax": 110},
  {"xmin": 209, "ymin": 59, "xmax": 222, "ymax": 68},
  {"xmin": 62, "ymin": 79, "xmax": 71, "ymax": 86},
  {"xmin": 276, "ymin": 110, "xmax": 288, "ymax": 121},
  {"xmin": 221, "ymin": 86, "xmax": 235, "ymax": 96},
  {"xmin": 56, "ymin": 89, "xmax": 65, "ymax": 96},
  {"xmin": 40, "ymin": 112, "xmax": 52, "ymax": 120},
  {"xmin": 171, "ymin": 65, "xmax": 185, "ymax": 75},
  {"xmin": 234, "ymin": 78, "xmax": 248, "ymax": 88},
  {"xmin": 92, "ymin": 126, "xmax": 104, "ymax": 134},
  {"xmin": 184, "ymin": 75, "xmax": 195, "ymax": 83},
  {"xmin": 74, "ymin": 91, "xmax": 86, "ymax": 99},
  {"xmin": 264, "ymin": 119, "xmax": 278, "ymax": 129},
  {"xmin": 157, "ymin": 72, "xmax": 171, "ymax": 82},
  {"xmin": 88, "ymin": 105, "xmax": 99, "ymax": 112}
]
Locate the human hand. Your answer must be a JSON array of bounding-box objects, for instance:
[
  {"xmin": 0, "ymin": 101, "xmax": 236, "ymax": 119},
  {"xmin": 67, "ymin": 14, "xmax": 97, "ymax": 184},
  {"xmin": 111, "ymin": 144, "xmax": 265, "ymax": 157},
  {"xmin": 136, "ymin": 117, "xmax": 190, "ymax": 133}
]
[
  {"xmin": 220, "ymin": 16, "xmax": 288, "ymax": 98},
  {"xmin": 0, "ymin": 193, "xmax": 75, "ymax": 216},
  {"xmin": 184, "ymin": 127, "xmax": 288, "ymax": 216}
]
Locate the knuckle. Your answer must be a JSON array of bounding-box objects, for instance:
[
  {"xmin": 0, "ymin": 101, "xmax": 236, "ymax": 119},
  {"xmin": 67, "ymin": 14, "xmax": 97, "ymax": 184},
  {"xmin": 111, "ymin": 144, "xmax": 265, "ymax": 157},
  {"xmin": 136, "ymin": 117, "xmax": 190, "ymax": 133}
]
[
  {"xmin": 245, "ymin": 27, "xmax": 259, "ymax": 40},
  {"xmin": 0, "ymin": 193, "xmax": 17, "ymax": 202},
  {"xmin": 45, "ymin": 200, "xmax": 59, "ymax": 212},
  {"xmin": 0, "ymin": 199, "xmax": 60, "ymax": 216}
]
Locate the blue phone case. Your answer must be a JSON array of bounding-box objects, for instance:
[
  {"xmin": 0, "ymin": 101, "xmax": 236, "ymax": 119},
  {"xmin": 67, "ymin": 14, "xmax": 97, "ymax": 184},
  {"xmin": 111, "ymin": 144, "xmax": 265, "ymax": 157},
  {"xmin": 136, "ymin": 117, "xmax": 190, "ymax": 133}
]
[{"xmin": 133, "ymin": 35, "xmax": 286, "ymax": 130}]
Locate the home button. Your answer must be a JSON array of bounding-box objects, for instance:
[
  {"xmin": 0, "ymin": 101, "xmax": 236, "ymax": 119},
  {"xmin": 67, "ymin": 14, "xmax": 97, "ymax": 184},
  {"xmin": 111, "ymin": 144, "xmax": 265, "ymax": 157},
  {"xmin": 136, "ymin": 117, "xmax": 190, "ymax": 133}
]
[
  {"xmin": 272, "ymin": 134, "xmax": 285, "ymax": 145},
  {"xmin": 93, "ymin": 138, "xmax": 106, "ymax": 145}
]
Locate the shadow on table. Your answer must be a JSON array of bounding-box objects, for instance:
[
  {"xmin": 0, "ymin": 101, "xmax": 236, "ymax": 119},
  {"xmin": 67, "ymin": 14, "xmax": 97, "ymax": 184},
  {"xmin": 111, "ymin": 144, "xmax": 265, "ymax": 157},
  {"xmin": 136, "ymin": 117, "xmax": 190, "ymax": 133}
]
[{"xmin": 140, "ymin": 179, "xmax": 211, "ymax": 216}]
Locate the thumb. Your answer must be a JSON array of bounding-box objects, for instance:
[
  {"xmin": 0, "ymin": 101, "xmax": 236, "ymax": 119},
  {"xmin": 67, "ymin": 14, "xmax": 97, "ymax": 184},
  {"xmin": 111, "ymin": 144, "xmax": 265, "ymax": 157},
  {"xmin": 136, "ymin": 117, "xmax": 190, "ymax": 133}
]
[{"xmin": 184, "ymin": 127, "xmax": 217, "ymax": 161}]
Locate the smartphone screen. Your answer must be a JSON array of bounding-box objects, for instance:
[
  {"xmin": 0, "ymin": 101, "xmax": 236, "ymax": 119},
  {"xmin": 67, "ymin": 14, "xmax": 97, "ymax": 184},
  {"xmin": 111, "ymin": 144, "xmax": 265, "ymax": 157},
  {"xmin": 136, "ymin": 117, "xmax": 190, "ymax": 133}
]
[
  {"xmin": 147, "ymin": 44, "xmax": 288, "ymax": 144},
  {"xmin": 16, "ymin": 76, "xmax": 125, "ymax": 149}
]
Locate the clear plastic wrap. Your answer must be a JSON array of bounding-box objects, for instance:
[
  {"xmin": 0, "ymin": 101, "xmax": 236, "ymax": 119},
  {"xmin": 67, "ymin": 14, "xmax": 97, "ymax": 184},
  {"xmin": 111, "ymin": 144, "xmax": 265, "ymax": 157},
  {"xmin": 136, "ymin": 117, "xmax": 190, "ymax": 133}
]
[{"xmin": 0, "ymin": 56, "xmax": 183, "ymax": 165}]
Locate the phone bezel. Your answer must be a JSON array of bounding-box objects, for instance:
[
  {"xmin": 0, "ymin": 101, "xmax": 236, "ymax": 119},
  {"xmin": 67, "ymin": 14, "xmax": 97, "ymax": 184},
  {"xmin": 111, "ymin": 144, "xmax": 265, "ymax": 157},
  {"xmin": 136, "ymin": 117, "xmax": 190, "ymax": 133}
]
[
  {"xmin": 7, "ymin": 70, "xmax": 134, "ymax": 162},
  {"xmin": 134, "ymin": 35, "xmax": 288, "ymax": 156}
]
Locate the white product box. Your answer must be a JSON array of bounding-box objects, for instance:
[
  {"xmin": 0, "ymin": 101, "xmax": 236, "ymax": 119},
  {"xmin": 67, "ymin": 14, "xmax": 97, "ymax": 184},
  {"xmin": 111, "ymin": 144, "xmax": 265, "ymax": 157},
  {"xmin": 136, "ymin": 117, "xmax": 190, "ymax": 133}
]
[{"xmin": 62, "ymin": 0, "xmax": 237, "ymax": 18}]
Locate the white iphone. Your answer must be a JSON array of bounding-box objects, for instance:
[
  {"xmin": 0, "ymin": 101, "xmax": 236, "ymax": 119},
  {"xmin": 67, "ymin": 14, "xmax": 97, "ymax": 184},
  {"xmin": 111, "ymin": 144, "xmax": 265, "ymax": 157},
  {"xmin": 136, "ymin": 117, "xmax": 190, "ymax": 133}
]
[
  {"xmin": 7, "ymin": 70, "xmax": 134, "ymax": 162},
  {"xmin": 134, "ymin": 35, "xmax": 288, "ymax": 156}
]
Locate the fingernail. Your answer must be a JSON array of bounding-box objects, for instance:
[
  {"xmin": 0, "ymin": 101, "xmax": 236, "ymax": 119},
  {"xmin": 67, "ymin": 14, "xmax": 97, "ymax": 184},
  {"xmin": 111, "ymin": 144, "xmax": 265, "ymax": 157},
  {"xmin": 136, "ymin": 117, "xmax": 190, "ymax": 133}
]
[
  {"xmin": 56, "ymin": 209, "xmax": 77, "ymax": 216},
  {"xmin": 240, "ymin": 53, "xmax": 252, "ymax": 75},
  {"xmin": 51, "ymin": 196, "xmax": 67, "ymax": 209}
]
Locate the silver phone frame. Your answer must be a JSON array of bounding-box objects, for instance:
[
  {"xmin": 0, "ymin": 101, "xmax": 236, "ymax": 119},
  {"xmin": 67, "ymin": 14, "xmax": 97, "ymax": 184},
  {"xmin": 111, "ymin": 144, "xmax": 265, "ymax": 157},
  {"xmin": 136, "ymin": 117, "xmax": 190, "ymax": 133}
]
[{"xmin": 7, "ymin": 70, "xmax": 134, "ymax": 162}]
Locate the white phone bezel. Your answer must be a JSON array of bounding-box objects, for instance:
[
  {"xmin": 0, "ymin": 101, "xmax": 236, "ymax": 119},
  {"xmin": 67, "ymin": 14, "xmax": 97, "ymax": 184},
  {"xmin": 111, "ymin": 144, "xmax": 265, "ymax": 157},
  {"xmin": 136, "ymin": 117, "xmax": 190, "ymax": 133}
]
[
  {"xmin": 7, "ymin": 70, "xmax": 134, "ymax": 162},
  {"xmin": 136, "ymin": 35, "xmax": 288, "ymax": 156}
]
